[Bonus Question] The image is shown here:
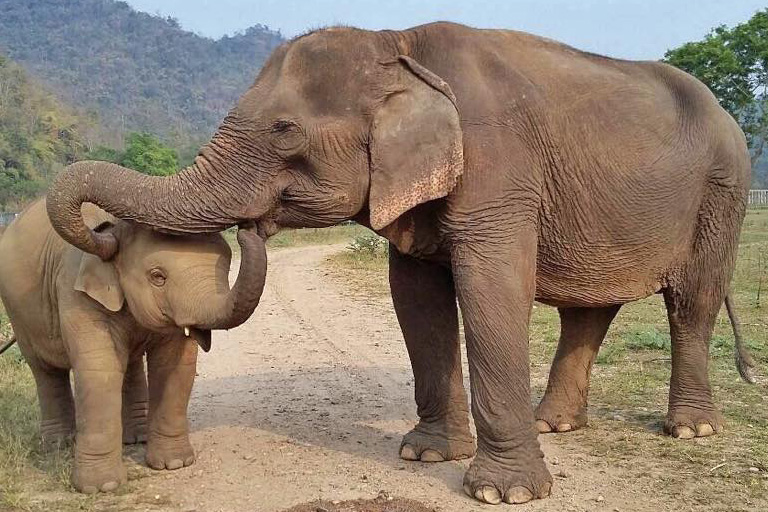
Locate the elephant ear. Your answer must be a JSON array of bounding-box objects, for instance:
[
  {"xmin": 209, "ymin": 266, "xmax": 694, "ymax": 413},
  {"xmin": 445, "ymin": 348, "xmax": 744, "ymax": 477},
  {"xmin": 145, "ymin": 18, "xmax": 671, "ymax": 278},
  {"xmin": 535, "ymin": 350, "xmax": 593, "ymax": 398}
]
[
  {"xmin": 74, "ymin": 222, "xmax": 124, "ymax": 312},
  {"xmin": 368, "ymin": 56, "xmax": 463, "ymax": 231}
]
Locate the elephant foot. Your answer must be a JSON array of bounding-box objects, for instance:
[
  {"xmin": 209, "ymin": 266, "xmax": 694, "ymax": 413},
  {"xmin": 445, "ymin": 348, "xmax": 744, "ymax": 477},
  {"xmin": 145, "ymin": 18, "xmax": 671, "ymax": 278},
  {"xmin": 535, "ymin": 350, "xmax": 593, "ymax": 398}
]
[
  {"xmin": 72, "ymin": 452, "xmax": 126, "ymax": 494},
  {"xmin": 664, "ymin": 405, "xmax": 723, "ymax": 439},
  {"xmin": 40, "ymin": 418, "xmax": 75, "ymax": 450},
  {"xmin": 534, "ymin": 397, "xmax": 588, "ymax": 434},
  {"xmin": 399, "ymin": 420, "xmax": 475, "ymax": 462},
  {"xmin": 463, "ymin": 448, "xmax": 552, "ymax": 505},
  {"xmin": 146, "ymin": 432, "xmax": 195, "ymax": 470}
]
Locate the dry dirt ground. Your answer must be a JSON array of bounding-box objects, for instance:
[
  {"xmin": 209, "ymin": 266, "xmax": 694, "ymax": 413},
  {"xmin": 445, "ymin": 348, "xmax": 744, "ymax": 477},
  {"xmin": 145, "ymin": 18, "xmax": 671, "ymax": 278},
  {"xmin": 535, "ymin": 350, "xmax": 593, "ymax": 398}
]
[{"xmin": 39, "ymin": 244, "xmax": 764, "ymax": 512}]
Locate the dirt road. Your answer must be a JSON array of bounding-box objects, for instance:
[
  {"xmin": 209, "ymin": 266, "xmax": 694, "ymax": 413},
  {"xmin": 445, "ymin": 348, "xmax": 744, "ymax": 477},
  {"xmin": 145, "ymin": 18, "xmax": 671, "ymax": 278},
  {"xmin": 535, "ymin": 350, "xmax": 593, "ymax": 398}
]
[{"xmin": 141, "ymin": 245, "xmax": 680, "ymax": 512}]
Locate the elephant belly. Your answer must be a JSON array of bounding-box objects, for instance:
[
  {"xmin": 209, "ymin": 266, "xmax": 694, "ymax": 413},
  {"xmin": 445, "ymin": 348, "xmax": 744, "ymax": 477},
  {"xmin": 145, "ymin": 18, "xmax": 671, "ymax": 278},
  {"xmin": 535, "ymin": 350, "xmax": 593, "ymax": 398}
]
[{"xmin": 534, "ymin": 243, "xmax": 673, "ymax": 308}]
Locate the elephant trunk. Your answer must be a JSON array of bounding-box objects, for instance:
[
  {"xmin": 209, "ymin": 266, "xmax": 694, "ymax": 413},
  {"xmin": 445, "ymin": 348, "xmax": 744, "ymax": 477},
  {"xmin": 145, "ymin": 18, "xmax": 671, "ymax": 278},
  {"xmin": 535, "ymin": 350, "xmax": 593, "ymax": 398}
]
[
  {"xmin": 46, "ymin": 135, "xmax": 266, "ymax": 260},
  {"xmin": 197, "ymin": 227, "xmax": 268, "ymax": 331}
]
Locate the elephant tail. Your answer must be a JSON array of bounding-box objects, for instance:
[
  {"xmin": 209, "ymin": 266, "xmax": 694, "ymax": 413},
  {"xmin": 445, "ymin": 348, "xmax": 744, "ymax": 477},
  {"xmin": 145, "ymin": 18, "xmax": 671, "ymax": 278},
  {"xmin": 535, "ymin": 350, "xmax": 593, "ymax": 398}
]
[
  {"xmin": 724, "ymin": 294, "xmax": 757, "ymax": 384},
  {"xmin": 0, "ymin": 333, "xmax": 16, "ymax": 355}
]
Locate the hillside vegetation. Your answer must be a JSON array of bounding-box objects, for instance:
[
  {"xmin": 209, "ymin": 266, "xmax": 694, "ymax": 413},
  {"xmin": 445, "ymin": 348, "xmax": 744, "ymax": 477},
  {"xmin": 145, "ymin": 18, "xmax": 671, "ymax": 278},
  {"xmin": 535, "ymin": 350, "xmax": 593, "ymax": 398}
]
[
  {"xmin": 0, "ymin": 0, "xmax": 283, "ymax": 151},
  {"xmin": 0, "ymin": 54, "xmax": 89, "ymax": 211}
]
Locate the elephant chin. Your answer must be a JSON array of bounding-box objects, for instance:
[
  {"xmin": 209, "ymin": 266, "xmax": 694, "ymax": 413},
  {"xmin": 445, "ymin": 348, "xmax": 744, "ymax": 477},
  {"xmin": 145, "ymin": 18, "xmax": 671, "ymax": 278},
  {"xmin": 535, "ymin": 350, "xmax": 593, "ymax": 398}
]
[{"xmin": 187, "ymin": 327, "xmax": 212, "ymax": 352}]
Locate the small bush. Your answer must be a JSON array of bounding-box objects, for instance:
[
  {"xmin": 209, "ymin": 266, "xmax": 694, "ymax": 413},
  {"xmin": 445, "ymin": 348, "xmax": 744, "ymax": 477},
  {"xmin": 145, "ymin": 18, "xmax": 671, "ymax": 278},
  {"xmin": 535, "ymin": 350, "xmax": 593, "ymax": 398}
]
[{"xmin": 346, "ymin": 234, "xmax": 388, "ymax": 258}]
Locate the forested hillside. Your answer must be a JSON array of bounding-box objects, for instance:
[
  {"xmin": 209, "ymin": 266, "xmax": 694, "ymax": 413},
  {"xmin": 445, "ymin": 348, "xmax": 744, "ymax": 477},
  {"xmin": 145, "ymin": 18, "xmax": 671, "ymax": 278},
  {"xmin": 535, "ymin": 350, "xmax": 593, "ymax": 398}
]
[
  {"xmin": 0, "ymin": 0, "xmax": 283, "ymax": 151},
  {"xmin": 0, "ymin": 54, "xmax": 89, "ymax": 211}
]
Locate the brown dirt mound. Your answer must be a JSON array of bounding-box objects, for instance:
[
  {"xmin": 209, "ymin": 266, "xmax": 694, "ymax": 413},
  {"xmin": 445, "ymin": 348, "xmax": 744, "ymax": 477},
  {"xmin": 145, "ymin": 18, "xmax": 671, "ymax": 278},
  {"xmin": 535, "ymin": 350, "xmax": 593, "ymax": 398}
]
[{"xmin": 282, "ymin": 494, "xmax": 435, "ymax": 512}]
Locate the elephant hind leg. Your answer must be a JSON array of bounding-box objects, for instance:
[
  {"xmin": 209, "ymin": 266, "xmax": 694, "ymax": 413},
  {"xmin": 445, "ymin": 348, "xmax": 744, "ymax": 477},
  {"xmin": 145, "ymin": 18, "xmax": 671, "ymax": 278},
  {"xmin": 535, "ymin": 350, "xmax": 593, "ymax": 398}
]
[
  {"xmin": 535, "ymin": 306, "xmax": 620, "ymax": 434},
  {"xmin": 663, "ymin": 184, "xmax": 743, "ymax": 439},
  {"xmin": 663, "ymin": 282, "xmax": 725, "ymax": 439},
  {"xmin": 122, "ymin": 356, "xmax": 148, "ymax": 444},
  {"xmin": 28, "ymin": 357, "xmax": 75, "ymax": 448}
]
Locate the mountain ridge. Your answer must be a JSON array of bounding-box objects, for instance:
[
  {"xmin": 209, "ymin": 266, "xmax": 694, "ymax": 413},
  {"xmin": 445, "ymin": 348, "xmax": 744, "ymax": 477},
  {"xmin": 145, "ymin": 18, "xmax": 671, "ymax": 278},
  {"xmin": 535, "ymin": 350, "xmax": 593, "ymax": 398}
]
[{"xmin": 0, "ymin": 0, "xmax": 284, "ymax": 150}]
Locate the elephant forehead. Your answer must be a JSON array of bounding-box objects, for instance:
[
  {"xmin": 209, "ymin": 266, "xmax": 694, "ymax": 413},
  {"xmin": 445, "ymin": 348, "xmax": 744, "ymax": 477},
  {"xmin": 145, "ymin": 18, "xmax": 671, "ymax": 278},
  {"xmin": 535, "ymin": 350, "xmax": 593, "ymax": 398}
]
[
  {"xmin": 277, "ymin": 32, "xmax": 380, "ymax": 114},
  {"xmin": 132, "ymin": 230, "xmax": 231, "ymax": 265}
]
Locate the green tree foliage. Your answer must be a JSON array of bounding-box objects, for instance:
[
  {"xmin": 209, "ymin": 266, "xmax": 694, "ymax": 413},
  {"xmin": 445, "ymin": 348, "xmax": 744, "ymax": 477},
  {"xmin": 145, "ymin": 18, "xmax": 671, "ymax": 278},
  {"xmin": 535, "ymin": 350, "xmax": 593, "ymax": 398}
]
[
  {"xmin": 664, "ymin": 10, "xmax": 768, "ymax": 179},
  {"xmin": 0, "ymin": 54, "xmax": 88, "ymax": 211},
  {"xmin": 91, "ymin": 133, "xmax": 179, "ymax": 176},
  {"xmin": 0, "ymin": 0, "xmax": 283, "ymax": 152}
]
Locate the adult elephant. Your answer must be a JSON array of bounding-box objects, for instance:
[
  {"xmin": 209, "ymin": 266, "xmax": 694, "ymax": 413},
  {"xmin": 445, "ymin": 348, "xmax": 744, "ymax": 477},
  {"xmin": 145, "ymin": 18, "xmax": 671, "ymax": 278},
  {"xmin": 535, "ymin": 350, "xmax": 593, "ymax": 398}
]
[{"xmin": 46, "ymin": 22, "xmax": 750, "ymax": 505}]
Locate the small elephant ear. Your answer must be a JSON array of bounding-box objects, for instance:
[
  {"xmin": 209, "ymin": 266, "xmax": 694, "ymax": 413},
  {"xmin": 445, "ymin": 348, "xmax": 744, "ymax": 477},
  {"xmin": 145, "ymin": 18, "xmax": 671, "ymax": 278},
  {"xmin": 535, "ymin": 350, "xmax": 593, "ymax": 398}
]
[
  {"xmin": 75, "ymin": 252, "xmax": 124, "ymax": 312},
  {"xmin": 368, "ymin": 56, "xmax": 463, "ymax": 230}
]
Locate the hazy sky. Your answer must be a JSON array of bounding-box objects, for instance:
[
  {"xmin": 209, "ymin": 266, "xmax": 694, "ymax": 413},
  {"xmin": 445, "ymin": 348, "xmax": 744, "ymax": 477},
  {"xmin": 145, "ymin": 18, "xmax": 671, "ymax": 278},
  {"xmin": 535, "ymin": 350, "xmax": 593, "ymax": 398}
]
[{"xmin": 125, "ymin": 0, "xmax": 765, "ymax": 60}]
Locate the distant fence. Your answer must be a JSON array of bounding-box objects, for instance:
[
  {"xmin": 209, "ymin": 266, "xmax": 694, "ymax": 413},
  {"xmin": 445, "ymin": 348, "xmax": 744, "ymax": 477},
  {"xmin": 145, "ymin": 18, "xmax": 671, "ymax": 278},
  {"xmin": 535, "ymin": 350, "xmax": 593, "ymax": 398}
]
[
  {"xmin": 749, "ymin": 190, "xmax": 768, "ymax": 208},
  {"xmin": 0, "ymin": 213, "xmax": 17, "ymax": 227}
]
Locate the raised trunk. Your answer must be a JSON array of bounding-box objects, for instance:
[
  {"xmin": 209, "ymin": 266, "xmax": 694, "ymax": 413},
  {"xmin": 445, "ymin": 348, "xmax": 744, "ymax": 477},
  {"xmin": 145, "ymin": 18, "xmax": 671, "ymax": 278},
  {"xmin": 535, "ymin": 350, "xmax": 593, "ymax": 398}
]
[
  {"xmin": 46, "ymin": 128, "xmax": 269, "ymax": 259},
  {"xmin": 195, "ymin": 226, "xmax": 268, "ymax": 331}
]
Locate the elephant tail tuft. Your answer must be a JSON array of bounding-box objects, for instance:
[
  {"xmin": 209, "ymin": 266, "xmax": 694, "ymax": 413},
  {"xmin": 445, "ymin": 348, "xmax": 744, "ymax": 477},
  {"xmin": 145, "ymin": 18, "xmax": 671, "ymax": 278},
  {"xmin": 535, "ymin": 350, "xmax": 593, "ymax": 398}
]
[{"xmin": 725, "ymin": 294, "xmax": 757, "ymax": 384}]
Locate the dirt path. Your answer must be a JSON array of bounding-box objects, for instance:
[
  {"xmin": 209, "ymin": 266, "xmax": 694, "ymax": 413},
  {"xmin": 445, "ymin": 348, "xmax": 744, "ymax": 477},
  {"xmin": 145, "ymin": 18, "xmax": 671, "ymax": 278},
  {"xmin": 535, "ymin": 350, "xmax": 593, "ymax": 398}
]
[{"xmin": 143, "ymin": 244, "xmax": 676, "ymax": 512}]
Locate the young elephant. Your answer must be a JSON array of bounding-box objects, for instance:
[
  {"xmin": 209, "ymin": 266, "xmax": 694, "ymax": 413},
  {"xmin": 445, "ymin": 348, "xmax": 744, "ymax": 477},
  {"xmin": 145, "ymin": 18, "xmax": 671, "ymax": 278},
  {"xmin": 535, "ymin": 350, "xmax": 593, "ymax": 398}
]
[{"xmin": 0, "ymin": 198, "xmax": 266, "ymax": 493}]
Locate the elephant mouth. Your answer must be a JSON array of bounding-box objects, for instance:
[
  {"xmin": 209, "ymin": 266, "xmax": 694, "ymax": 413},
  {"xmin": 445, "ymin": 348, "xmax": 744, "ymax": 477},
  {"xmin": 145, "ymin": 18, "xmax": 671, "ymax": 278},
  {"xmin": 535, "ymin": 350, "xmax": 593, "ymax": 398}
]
[{"xmin": 184, "ymin": 326, "xmax": 212, "ymax": 352}]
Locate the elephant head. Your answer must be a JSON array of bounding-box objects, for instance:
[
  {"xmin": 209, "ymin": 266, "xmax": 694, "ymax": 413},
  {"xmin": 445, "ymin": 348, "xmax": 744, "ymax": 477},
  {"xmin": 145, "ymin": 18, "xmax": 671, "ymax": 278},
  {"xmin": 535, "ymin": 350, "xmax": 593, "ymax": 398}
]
[
  {"xmin": 45, "ymin": 27, "xmax": 463, "ymax": 255},
  {"xmin": 74, "ymin": 205, "xmax": 267, "ymax": 350}
]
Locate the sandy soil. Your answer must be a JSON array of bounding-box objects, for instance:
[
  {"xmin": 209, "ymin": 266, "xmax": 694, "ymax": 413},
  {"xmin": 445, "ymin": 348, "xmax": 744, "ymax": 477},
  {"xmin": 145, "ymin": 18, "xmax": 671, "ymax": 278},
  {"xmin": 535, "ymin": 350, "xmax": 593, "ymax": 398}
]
[{"xmin": 131, "ymin": 244, "xmax": 687, "ymax": 512}]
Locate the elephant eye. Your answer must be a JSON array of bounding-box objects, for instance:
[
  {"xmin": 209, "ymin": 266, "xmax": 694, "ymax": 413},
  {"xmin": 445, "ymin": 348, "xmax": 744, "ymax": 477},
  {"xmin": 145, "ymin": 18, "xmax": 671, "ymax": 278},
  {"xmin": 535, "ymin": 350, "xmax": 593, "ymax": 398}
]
[
  {"xmin": 148, "ymin": 268, "xmax": 167, "ymax": 287},
  {"xmin": 271, "ymin": 119, "xmax": 297, "ymax": 133}
]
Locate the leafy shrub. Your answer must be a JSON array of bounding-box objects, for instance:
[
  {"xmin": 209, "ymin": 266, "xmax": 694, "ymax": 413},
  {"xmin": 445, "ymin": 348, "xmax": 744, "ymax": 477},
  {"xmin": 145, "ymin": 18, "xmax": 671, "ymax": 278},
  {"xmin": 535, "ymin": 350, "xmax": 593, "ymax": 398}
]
[{"xmin": 347, "ymin": 234, "xmax": 388, "ymax": 258}]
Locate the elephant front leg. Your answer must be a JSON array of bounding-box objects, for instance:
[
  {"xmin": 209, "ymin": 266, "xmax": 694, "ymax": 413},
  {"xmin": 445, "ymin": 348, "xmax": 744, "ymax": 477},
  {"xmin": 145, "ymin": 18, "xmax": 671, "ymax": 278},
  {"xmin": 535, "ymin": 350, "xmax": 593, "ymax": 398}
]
[
  {"xmin": 453, "ymin": 234, "xmax": 552, "ymax": 505},
  {"xmin": 71, "ymin": 361, "xmax": 126, "ymax": 493},
  {"xmin": 536, "ymin": 306, "xmax": 620, "ymax": 433},
  {"xmin": 122, "ymin": 356, "xmax": 148, "ymax": 444},
  {"xmin": 146, "ymin": 336, "xmax": 197, "ymax": 470},
  {"xmin": 389, "ymin": 247, "xmax": 475, "ymax": 463}
]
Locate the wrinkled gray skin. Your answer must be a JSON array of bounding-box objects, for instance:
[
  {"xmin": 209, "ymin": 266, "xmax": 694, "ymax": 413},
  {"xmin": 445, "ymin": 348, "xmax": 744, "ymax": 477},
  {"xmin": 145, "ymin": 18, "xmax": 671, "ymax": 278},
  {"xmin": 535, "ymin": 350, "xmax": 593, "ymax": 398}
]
[
  {"xmin": 0, "ymin": 199, "xmax": 266, "ymax": 493},
  {"xmin": 46, "ymin": 23, "xmax": 751, "ymax": 504}
]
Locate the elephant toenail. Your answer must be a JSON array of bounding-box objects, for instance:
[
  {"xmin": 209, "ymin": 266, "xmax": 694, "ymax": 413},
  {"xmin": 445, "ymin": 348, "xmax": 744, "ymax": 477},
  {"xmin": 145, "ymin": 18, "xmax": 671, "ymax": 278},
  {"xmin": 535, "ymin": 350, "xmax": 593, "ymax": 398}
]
[
  {"xmin": 672, "ymin": 426, "xmax": 696, "ymax": 439},
  {"xmin": 475, "ymin": 486, "xmax": 502, "ymax": 504},
  {"xmin": 420, "ymin": 449, "xmax": 445, "ymax": 462},
  {"xmin": 696, "ymin": 424, "xmax": 714, "ymax": 437},
  {"xmin": 535, "ymin": 420, "xmax": 553, "ymax": 433},
  {"xmin": 556, "ymin": 423, "xmax": 573, "ymax": 432},
  {"xmin": 504, "ymin": 486, "xmax": 533, "ymax": 504},
  {"xmin": 166, "ymin": 459, "xmax": 183, "ymax": 470},
  {"xmin": 81, "ymin": 485, "xmax": 98, "ymax": 494},
  {"xmin": 400, "ymin": 444, "xmax": 419, "ymax": 461},
  {"xmin": 100, "ymin": 481, "xmax": 119, "ymax": 492}
]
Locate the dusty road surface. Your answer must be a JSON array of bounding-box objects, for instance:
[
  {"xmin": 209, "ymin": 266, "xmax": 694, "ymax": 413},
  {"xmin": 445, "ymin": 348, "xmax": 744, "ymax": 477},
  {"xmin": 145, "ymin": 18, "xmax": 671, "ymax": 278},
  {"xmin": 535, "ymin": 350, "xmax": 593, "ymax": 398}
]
[{"xmin": 130, "ymin": 245, "xmax": 707, "ymax": 512}]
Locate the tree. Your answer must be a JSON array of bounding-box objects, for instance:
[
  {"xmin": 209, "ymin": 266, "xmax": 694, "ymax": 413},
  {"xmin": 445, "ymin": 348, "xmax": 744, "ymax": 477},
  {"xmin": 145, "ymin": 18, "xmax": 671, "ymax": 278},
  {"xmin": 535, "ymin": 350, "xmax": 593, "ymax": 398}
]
[
  {"xmin": 87, "ymin": 132, "xmax": 180, "ymax": 176},
  {"xmin": 117, "ymin": 133, "xmax": 179, "ymax": 176},
  {"xmin": 665, "ymin": 10, "xmax": 768, "ymax": 171},
  {"xmin": 0, "ymin": 52, "xmax": 87, "ymax": 211}
]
